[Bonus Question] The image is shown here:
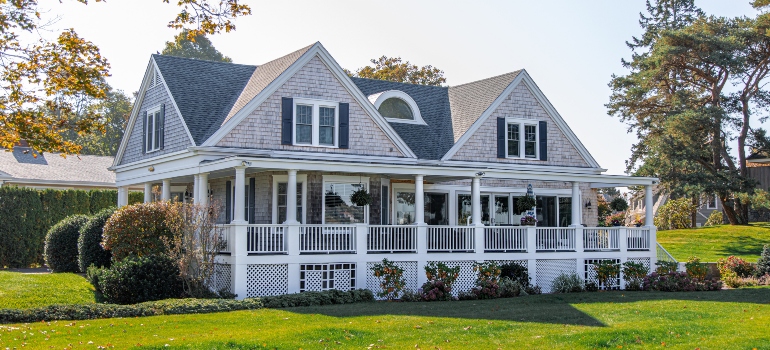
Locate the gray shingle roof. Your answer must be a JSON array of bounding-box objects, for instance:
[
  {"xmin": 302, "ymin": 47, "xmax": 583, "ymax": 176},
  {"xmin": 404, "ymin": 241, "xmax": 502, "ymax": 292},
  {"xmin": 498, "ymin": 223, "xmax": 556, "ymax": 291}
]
[
  {"xmin": 152, "ymin": 54, "xmax": 257, "ymax": 145},
  {"xmin": 0, "ymin": 148, "xmax": 115, "ymax": 184},
  {"xmin": 448, "ymin": 71, "xmax": 521, "ymax": 142},
  {"xmin": 351, "ymin": 78, "xmax": 454, "ymax": 160}
]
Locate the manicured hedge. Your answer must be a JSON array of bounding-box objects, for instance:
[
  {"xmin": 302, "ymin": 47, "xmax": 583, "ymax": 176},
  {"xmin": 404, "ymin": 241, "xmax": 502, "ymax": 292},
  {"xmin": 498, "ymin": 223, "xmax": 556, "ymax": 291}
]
[
  {"xmin": 0, "ymin": 187, "xmax": 142, "ymax": 268},
  {"xmin": 261, "ymin": 289, "xmax": 375, "ymax": 308},
  {"xmin": 102, "ymin": 202, "xmax": 174, "ymax": 261},
  {"xmin": 44, "ymin": 215, "xmax": 91, "ymax": 273},
  {"xmin": 78, "ymin": 207, "xmax": 116, "ymax": 272},
  {"xmin": 98, "ymin": 255, "xmax": 184, "ymax": 304}
]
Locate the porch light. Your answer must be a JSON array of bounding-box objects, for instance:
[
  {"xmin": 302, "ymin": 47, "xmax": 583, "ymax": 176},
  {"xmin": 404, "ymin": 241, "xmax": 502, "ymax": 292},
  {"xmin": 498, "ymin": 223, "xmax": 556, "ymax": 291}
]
[
  {"xmin": 475, "ymin": 171, "xmax": 485, "ymax": 177},
  {"xmin": 241, "ymin": 161, "xmax": 251, "ymax": 167},
  {"xmin": 148, "ymin": 166, "xmax": 155, "ymax": 172},
  {"xmin": 585, "ymin": 200, "xmax": 592, "ymax": 209}
]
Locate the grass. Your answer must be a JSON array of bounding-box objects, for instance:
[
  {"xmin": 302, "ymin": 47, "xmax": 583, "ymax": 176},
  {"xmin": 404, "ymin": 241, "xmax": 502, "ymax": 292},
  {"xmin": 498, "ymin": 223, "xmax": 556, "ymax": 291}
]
[
  {"xmin": 0, "ymin": 271, "xmax": 95, "ymax": 309},
  {"xmin": 657, "ymin": 222, "xmax": 770, "ymax": 262},
  {"xmin": 1, "ymin": 288, "xmax": 769, "ymax": 349}
]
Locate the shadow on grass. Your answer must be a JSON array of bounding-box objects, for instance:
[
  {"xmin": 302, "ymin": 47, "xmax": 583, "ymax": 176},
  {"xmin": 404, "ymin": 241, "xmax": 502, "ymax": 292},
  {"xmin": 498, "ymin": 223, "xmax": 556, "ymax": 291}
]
[
  {"xmin": 284, "ymin": 288, "xmax": 770, "ymax": 327},
  {"xmin": 719, "ymin": 235, "xmax": 768, "ymax": 258}
]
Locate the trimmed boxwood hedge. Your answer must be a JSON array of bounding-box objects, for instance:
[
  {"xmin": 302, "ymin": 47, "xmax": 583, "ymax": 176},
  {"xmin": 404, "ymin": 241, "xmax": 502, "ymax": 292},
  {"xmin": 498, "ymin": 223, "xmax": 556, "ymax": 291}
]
[
  {"xmin": 78, "ymin": 207, "xmax": 116, "ymax": 272},
  {"xmin": 98, "ymin": 255, "xmax": 184, "ymax": 304},
  {"xmin": 44, "ymin": 215, "xmax": 91, "ymax": 273},
  {"xmin": 261, "ymin": 289, "xmax": 375, "ymax": 308}
]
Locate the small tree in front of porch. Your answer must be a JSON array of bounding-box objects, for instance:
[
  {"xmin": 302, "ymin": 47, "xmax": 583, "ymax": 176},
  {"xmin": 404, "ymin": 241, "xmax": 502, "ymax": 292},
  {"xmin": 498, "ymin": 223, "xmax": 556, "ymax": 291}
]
[{"xmin": 371, "ymin": 259, "xmax": 406, "ymax": 301}]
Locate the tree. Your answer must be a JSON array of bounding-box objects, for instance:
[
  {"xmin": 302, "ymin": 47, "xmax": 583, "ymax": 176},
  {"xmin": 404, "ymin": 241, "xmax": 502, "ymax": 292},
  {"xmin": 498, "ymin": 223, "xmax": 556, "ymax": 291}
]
[
  {"xmin": 0, "ymin": 0, "xmax": 250, "ymax": 156},
  {"xmin": 607, "ymin": 1, "xmax": 770, "ymax": 224},
  {"xmin": 348, "ymin": 56, "xmax": 446, "ymax": 86},
  {"xmin": 162, "ymin": 29, "xmax": 232, "ymax": 62},
  {"xmin": 75, "ymin": 88, "xmax": 133, "ymax": 156}
]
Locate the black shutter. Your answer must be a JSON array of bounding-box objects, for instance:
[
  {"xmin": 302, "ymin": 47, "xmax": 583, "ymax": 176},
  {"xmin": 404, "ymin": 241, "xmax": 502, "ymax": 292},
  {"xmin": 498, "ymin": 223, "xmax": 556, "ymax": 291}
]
[
  {"xmin": 248, "ymin": 177, "xmax": 256, "ymax": 224},
  {"xmin": 497, "ymin": 117, "xmax": 506, "ymax": 158},
  {"xmin": 539, "ymin": 121, "xmax": 548, "ymax": 161},
  {"xmin": 339, "ymin": 103, "xmax": 349, "ymax": 149},
  {"xmin": 225, "ymin": 180, "xmax": 232, "ymax": 223},
  {"xmin": 159, "ymin": 104, "xmax": 166, "ymax": 149},
  {"xmin": 281, "ymin": 97, "xmax": 293, "ymax": 145},
  {"xmin": 141, "ymin": 111, "xmax": 147, "ymax": 154}
]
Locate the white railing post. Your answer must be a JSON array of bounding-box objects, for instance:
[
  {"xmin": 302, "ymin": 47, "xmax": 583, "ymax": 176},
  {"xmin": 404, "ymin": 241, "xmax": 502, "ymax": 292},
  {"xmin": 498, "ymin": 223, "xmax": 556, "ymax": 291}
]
[
  {"xmin": 474, "ymin": 226, "xmax": 484, "ymax": 255},
  {"xmin": 356, "ymin": 224, "xmax": 369, "ymax": 289},
  {"xmin": 574, "ymin": 226, "xmax": 584, "ymax": 253},
  {"xmin": 526, "ymin": 226, "xmax": 537, "ymax": 253},
  {"xmin": 525, "ymin": 226, "xmax": 537, "ymax": 287},
  {"xmin": 287, "ymin": 224, "xmax": 301, "ymax": 256},
  {"xmin": 416, "ymin": 223, "xmax": 428, "ymax": 289},
  {"xmin": 649, "ymin": 226, "xmax": 658, "ymax": 269},
  {"xmin": 231, "ymin": 223, "xmax": 248, "ymax": 299},
  {"xmin": 619, "ymin": 227, "xmax": 628, "ymax": 253}
]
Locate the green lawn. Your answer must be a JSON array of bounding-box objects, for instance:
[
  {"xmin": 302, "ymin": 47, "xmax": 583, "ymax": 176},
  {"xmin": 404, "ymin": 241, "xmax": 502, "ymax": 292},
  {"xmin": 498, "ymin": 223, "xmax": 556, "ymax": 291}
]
[
  {"xmin": 1, "ymin": 288, "xmax": 769, "ymax": 349},
  {"xmin": 657, "ymin": 222, "xmax": 770, "ymax": 262},
  {"xmin": 0, "ymin": 271, "xmax": 95, "ymax": 309}
]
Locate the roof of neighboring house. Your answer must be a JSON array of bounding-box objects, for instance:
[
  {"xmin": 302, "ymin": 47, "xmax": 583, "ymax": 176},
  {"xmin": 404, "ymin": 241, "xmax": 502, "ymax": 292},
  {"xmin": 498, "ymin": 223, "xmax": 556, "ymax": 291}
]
[
  {"xmin": 0, "ymin": 147, "xmax": 115, "ymax": 186},
  {"xmin": 152, "ymin": 54, "xmax": 257, "ymax": 145},
  {"xmin": 448, "ymin": 71, "xmax": 522, "ymax": 142}
]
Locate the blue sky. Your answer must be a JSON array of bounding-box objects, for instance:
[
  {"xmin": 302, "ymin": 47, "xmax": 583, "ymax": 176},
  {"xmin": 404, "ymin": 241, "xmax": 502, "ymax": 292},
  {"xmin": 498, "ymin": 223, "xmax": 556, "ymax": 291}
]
[{"xmin": 47, "ymin": 0, "xmax": 757, "ymax": 175}]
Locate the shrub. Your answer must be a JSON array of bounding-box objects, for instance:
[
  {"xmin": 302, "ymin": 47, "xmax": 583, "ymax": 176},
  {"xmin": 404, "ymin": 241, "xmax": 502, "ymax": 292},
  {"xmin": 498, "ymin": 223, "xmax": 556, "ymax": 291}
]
[
  {"xmin": 704, "ymin": 210, "xmax": 724, "ymax": 227},
  {"xmin": 500, "ymin": 262, "xmax": 530, "ymax": 287},
  {"xmin": 551, "ymin": 273, "xmax": 584, "ymax": 293},
  {"xmin": 421, "ymin": 262, "xmax": 460, "ymax": 301},
  {"xmin": 470, "ymin": 261, "xmax": 501, "ymax": 299},
  {"xmin": 399, "ymin": 289, "xmax": 421, "ymax": 302},
  {"xmin": 593, "ymin": 260, "xmax": 620, "ymax": 290},
  {"xmin": 585, "ymin": 281, "xmax": 599, "ymax": 292},
  {"xmin": 622, "ymin": 261, "xmax": 649, "ymax": 291},
  {"xmin": 371, "ymin": 258, "xmax": 406, "ymax": 300},
  {"xmin": 605, "ymin": 212, "xmax": 626, "ymax": 226},
  {"xmin": 642, "ymin": 272, "xmax": 721, "ymax": 292},
  {"xmin": 655, "ymin": 260, "xmax": 678, "ymax": 274},
  {"xmin": 498, "ymin": 277, "xmax": 525, "ymax": 297},
  {"xmin": 44, "ymin": 215, "xmax": 90, "ymax": 272},
  {"xmin": 260, "ymin": 289, "xmax": 374, "ymax": 308},
  {"xmin": 717, "ymin": 256, "xmax": 755, "ymax": 279},
  {"xmin": 685, "ymin": 256, "xmax": 709, "ymax": 281},
  {"xmin": 654, "ymin": 197, "xmax": 696, "ymax": 230},
  {"xmin": 0, "ymin": 186, "xmax": 44, "ymax": 268},
  {"xmin": 756, "ymin": 245, "xmax": 770, "ymax": 277},
  {"xmin": 99, "ymin": 255, "xmax": 183, "ymax": 304},
  {"xmin": 78, "ymin": 207, "xmax": 115, "ymax": 272},
  {"xmin": 609, "ymin": 196, "xmax": 629, "ymax": 212},
  {"xmin": 102, "ymin": 202, "xmax": 173, "ymax": 261}
]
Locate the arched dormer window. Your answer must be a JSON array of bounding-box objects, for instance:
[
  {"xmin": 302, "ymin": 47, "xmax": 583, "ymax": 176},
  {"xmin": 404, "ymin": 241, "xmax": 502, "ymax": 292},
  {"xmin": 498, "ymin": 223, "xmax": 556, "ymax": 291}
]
[{"xmin": 368, "ymin": 90, "xmax": 426, "ymax": 125}]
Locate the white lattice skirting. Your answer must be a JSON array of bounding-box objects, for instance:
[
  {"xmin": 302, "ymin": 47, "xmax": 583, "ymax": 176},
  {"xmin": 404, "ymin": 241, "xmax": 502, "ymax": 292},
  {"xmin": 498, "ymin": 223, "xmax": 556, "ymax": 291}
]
[
  {"xmin": 211, "ymin": 263, "xmax": 232, "ymax": 294},
  {"xmin": 536, "ymin": 259, "xmax": 577, "ymax": 293},
  {"xmin": 300, "ymin": 263, "xmax": 356, "ymax": 292},
  {"xmin": 366, "ymin": 261, "xmax": 418, "ymax": 300},
  {"xmin": 246, "ymin": 264, "xmax": 288, "ymax": 298},
  {"xmin": 584, "ymin": 259, "xmax": 621, "ymax": 290}
]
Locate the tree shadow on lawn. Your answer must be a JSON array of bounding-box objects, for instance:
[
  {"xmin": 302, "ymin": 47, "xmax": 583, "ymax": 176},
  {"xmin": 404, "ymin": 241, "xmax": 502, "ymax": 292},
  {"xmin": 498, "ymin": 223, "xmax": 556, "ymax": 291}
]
[
  {"xmin": 284, "ymin": 288, "xmax": 770, "ymax": 327},
  {"xmin": 718, "ymin": 235, "xmax": 768, "ymax": 258}
]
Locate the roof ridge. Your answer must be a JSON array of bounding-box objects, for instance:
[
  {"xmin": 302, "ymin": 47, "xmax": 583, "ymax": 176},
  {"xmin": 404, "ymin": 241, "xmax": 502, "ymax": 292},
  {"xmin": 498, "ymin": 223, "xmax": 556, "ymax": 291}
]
[
  {"xmin": 152, "ymin": 54, "xmax": 257, "ymax": 68},
  {"xmin": 350, "ymin": 76, "xmax": 448, "ymax": 89},
  {"xmin": 449, "ymin": 69, "xmax": 523, "ymax": 89}
]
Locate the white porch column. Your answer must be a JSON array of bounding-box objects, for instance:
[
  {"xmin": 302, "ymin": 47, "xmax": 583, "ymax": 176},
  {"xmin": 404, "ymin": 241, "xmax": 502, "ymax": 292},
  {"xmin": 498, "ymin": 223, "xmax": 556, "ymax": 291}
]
[
  {"xmin": 192, "ymin": 175, "xmax": 200, "ymax": 204},
  {"xmin": 233, "ymin": 166, "xmax": 247, "ymax": 224},
  {"xmin": 645, "ymin": 185, "xmax": 654, "ymax": 226},
  {"xmin": 144, "ymin": 183, "xmax": 152, "ymax": 203},
  {"xmin": 471, "ymin": 176, "xmax": 482, "ymax": 226},
  {"xmin": 161, "ymin": 179, "xmax": 171, "ymax": 201},
  {"xmin": 117, "ymin": 186, "xmax": 128, "ymax": 207},
  {"xmin": 285, "ymin": 169, "xmax": 299, "ymax": 224},
  {"xmin": 199, "ymin": 173, "xmax": 209, "ymax": 206},
  {"xmin": 414, "ymin": 175, "xmax": 425, "ymax": 225},
  {"xmin": 571, "ymin": 182, "xmax": 582, "ymax": 226}
]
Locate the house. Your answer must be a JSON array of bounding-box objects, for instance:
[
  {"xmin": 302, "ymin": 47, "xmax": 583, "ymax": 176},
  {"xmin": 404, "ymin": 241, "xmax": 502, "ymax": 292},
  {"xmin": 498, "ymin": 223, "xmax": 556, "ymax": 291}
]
[
  {"xmin": 111, "ymin": 42, "xmax": 659, "ymax": 296},
  {"xmin": 0, "ymin": 143, "xmax": 118, "ymax": 190}
]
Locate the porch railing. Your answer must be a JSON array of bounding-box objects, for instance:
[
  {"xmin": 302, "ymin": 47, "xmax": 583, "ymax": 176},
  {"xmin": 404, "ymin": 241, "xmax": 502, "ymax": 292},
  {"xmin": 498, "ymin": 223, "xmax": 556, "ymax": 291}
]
[
  {"xmin": 367, "ymin": 225, "xmax": 417, "ymax": 253},
  {"xmin": 627, "ymin": 227, "xmax": 650, "ymax": 250},
  {"xmin": 583, "ymin": 228, "xmax": 620, "ymax": 251},
  {"xmin": 536, "ymin": 228, "xmax": 576, "ymax": 251},
  {"xmin": 426, "ymin": 226, "xmax": 475, "ymax": 252},
  {"xmin": 300, "ymin": 225, "xmax": 356, "ymax": 254},
  {"xmin": 247, "ymin": 225, "xmax": 287, "ymax": 254},
  {"xmin": 219, "ymin": 226, "xmax": 233, "ymax": 254},
  {"xmin": 484, "ymin": 226, "xmax": 527, "ymax": 252}
]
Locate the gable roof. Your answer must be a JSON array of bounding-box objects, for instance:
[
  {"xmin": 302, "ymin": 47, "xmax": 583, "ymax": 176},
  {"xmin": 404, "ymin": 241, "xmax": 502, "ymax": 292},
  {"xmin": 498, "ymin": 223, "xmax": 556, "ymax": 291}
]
[
  {"xmin": 351, "ymin": 78, "xmax": 454, "ymax": 160},
  {"xmin": 447, "ymin": 71, "xmax": 522, "ymax": 142},
  {"xmin": 0, "ymin": 147, "xmax": 115, "ymax": 185},
  {"xmin": 152, "ymin": 55, "xmax": 257, "ymax": 145}
]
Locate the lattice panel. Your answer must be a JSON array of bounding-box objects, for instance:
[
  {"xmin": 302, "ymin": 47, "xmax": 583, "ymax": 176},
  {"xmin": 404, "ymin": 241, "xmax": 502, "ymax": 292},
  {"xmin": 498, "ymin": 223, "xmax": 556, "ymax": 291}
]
[
  {"xmin": 585, "ymin": 259, "xmax": 621, "ymax": 290},
  {"xmin": 300, "ymin": 263, "xmax": 356, "ymax": 292},
  {"xmin": 535, "ymin": 259, "xmax": 577, "ymax": 293},
  {"xmin": 366, "ymin": 261, "xmax": 418, "ymax": 300},
  {"xmin": 627, "ymin": 257, "xmax": 652, "ymax": 274},
  {"xmin": 210, "ymin": 263, "xmax": 232, "ymax": 294},
  {"xmin": 428, "ymin": 260, "xmax": 477, "ymax": 296},
  {"xmin": 246, "ymin": 264, "xmax": 288, "ymax": 298},
  {"xmin": 492, "ymin": 260, "xmax": 528, "ymax": 270}
]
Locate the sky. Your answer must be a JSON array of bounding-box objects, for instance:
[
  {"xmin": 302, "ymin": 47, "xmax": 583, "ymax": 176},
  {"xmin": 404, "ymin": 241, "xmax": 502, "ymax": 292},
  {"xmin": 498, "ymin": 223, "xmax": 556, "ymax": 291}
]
[{"xmin": 43, "ymin": 0, "xmax": 758, "ymax": 176}]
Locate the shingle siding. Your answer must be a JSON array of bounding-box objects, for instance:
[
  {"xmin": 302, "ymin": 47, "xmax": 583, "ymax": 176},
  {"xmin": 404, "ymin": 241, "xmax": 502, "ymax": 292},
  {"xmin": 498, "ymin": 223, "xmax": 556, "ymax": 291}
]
[
  {"xmin": 119, "ymin": 81, "xmax": 191, "ymax": 165},
  {"xmin": 216, "ymin": 55, "xmax": 405, "ymax": 158},
  {"xmin": 450, "ymin": 83, "xmax": 591, "ymax": 167}
]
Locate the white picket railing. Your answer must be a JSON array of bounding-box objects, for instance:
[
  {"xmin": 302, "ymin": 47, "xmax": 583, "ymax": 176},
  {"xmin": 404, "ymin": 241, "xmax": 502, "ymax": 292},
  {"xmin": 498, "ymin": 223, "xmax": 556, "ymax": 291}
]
[
  {"xmin": 536, "ymin": 228, "xmax": 576, "ymax": 251},
  {"xmin": 300, "ymin": 225, "xmax": 356, "ymax": 254},
  {"xmin": 246, "ymin": 225, "xmax": 287, "ymax": 254},
  {"xmin": 427, "ymin": 226, "xmax": 475, "ymax": 252},
  {"xmin": 219, "ymin": 225, "xmax": 233, "ymax": 254},
  {"xmin": 367, "ymin": 225, "xmax": 418, "ymax": 253},
  {"xmin": 627, "ymin": 227, "xmax": 651, "ymax": 250},
  {"xmin": 583, "ymin": 228, "xmax": 620, "ymax": 251},
  {"xmin": 484, "ymin": 226, "xmax": 527, "ymax": 252}
]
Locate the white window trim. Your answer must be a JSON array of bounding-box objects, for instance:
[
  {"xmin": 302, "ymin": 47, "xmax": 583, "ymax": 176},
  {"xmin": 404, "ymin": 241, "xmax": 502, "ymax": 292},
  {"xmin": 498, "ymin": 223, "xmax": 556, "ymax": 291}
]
[
  {"xmin": 369, "ymin": 90, "xmax": 426, "ymax": 125},
  {"xmin": 293, "ymin": 98, "xmax": 339, "ymax": 148},
  {"xmin": 145, "ymin": 105, "xmax": 162, "ymax": 153},
  {"xmin": 505, "ymin": 117, "xmax": 539, "ymax": 160},
  {"xmin": 322, "ymin": 175, "xmax": 369, "ymax": 224},
  {"xmin": 706, "ymin": 194, "xmax": 718, "ymax": 209},
  {"xmin": 272, "ymin": 174, "xmax": 308, "ymax": 224}
]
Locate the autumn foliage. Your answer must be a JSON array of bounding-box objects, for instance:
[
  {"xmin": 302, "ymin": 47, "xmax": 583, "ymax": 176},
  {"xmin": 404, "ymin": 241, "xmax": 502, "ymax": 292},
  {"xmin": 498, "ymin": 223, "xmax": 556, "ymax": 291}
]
[{"xmin": 102, "ymin": 202, "xmax": 174, "ymax": 261}]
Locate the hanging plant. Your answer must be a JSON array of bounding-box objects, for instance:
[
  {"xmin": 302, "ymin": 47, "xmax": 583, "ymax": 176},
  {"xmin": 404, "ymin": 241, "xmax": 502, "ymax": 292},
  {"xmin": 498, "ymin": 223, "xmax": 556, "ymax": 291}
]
[
  {"xmin": 351, "ymin": 187, "xmax": 372, "ymax": 206},
  {"xmin": 515, "ymin": 194, "xmax": 536, "ymax": 214}
]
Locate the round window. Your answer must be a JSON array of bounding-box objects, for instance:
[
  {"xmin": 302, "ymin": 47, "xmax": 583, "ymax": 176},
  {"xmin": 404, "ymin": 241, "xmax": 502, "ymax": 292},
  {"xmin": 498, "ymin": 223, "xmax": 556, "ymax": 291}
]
[{"xmin": 378, "ymin": 97, "xmax": 413, "ymax": 120}]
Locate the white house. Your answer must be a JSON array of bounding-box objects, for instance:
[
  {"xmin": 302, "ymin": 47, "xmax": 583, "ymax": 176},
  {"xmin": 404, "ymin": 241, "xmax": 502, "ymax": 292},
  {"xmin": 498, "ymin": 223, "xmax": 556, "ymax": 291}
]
[{"xmin": 111, "ymin": 42, "xmax": 659, "ymax": 296}]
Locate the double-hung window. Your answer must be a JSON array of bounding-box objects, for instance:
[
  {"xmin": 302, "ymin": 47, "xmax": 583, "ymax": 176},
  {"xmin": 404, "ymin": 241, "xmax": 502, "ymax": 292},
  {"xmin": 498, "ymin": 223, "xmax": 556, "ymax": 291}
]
[
  {"xmin": 293, "ymin": 99, "xmax": 339, "ymax": 147},
  {"xmin": 506, "ymin": 119, "xmax": 538, "ymax": 159},
  {"xmin": 145, "ymin": 107, "xmax": 163, "ymax": 152}
]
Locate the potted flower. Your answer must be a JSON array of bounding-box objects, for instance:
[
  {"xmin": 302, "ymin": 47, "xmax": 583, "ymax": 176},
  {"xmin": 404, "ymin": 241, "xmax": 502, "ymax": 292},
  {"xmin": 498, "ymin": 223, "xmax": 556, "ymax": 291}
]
[
  {"xmin": 351, "ymin": 187, "xmax": 372, "ymax": 206},
  {"xmin": 606, "ymin": 212, "xmax": 625, "ymax": 227},
  {"xmin": 633, "ymin": 217, "xmax": 643, "ymax": 227},
  {"xmin": 516, "ymin": 193, "xmax": 536, "ymax": 214},
  {"xmin": 520, "ymin": 214, "xmax": 537, "ymax": 226}
]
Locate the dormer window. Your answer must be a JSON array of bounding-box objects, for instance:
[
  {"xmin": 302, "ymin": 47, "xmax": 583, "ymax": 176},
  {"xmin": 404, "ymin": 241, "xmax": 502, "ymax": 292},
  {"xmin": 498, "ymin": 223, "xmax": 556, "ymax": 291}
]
[{"xmin": 368, "ymin": 90, "xmax": 426, "ymax": 125}]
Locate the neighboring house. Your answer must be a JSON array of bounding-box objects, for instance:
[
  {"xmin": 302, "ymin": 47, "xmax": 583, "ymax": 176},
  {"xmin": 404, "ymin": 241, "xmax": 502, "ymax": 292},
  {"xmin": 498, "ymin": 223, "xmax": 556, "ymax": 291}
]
[
  {"xmin": 0, "ymin": 145, "xmax": 117, "ymax": 190},
  {"xmin": 629, "ymin": 187, "xmax": 723, "ymax": 227},
  {"xmin": 111, "ymin": 42, "xmax": 659, "ymax": 296}
]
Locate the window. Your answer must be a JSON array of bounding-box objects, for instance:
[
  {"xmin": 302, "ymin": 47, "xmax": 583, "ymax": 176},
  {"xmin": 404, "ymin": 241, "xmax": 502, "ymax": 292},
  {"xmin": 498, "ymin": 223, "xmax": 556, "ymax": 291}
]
[
  {"xmin": 505, "ymin": 119, "xmax": 538, "ymax": 159},
  {"xmin": 393, "ymin": 191, "xmax": 448, "ymax": 225},
  {"xmin": 145, "ymin": 107, "xmax": 163, "ymax": 152},
  {"xmin": 293, "ymin": 99, "xmax": 338, "ymax": 147},
  {"xmin": 324, "ymin": 182, "xmax": 367, "ymax": 224},
  {"xmin": 378, "ymin": 98, "xmax": 413, "ymax": 120},
  {"xmin": 229, "ymin": 183, "xmax": 250, "ymax": 222},
  {"xmin": 277, "ymin": 182, "xmax": 303, "ymax": 223},
  {"xmin": 706, "ymin": 194, "xmax": 718, "ymax": 209},
  {"xmin": 370, "ymin": 90, "xmax": 426, "ymax": 125}
]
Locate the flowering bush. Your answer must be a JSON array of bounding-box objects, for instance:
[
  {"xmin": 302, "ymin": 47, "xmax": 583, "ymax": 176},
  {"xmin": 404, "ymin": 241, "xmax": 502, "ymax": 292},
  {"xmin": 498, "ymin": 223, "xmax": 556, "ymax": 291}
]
[
  {"xmin": 704, "ymin": 210, "xmax": 724, "ymax": 227},
  {"xmin": 470, "ymin": 261, "xmax": 501, "ymax": 299},
  {"xmin": 605, "ymin": 212, "xmax": 626, "ymax": 226},
  {"xmin": 421, "ymin": 262, "xmax": 460, "ymax": 301},
  {"xmin": 371, "ymin": 258, "xmax": 406, "ymax": 300},
  {"xmin": 654, "ymin": 197, "xmax": 697, "ymax": 230},
  {"xmin": 102, "ymin": 202, "xmax": 173, "ymax": 261},
  {"xmin": 685, "ymin": 256, "xmax": 709, "ymax": 281},
  {"xmin": 642, "ymin": 272, "xmax": 721, "ymax": 292},
  {"xmin": 717, "ymin": 256, "xmax": 755, "ymax": 279}
]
